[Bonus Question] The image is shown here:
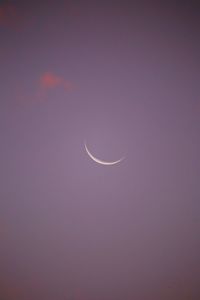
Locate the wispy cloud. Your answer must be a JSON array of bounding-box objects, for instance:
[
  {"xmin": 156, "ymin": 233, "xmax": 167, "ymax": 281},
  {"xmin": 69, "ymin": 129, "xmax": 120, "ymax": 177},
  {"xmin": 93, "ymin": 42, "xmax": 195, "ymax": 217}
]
[
  {"xmin": 40, "ymin": 72, "xmax": 74, "ymax": 92},
  {"xmin": 0, "ymin": 2, "xmax": 35, "ymax": 31},
  {"xmin": 0, "ymin": 3, "xmax": 18, "ymax": 27},
  {"xmin": 15, "ymin": 72, "xmax": 76, "ymax": 106}
]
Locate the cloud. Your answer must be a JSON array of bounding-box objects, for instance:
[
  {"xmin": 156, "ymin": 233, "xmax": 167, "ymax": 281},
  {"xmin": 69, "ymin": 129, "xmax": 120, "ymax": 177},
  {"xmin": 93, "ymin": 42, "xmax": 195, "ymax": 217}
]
[
  {"xmin": 40, "ymin": 72, "xmax": 74, "ymax": 92},
  {"xmin": 0, "ymin": 2, "xmax": 35, "ymax": 31},
  {"xmin": 15, "ymin": 72, "xmax": 75, "ymax": 106},
  {"xmin": 0, "ymin": 3, "xmax": 18, "ymax": 27},
  {"xmin": 40, "ymin": 72, "xmax": 63, "ymax": 88},
  {"xmin": 0, "ymin": 278, "xmax": 23, "ymax": 300}
]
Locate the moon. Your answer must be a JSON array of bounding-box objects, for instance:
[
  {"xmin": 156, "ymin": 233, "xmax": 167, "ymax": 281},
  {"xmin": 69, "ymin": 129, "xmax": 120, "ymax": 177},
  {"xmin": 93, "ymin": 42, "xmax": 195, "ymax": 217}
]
[{"xmin": 84, "ymin": 141, "xmax": 125, "ymax": 166}]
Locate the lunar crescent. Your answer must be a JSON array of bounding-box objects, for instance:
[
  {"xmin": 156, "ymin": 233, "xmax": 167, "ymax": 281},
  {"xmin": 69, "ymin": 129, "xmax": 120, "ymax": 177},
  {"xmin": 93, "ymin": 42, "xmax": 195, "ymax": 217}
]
[{"xmin": 84, "ymin": 141, "xmax": 124, "ymax": 166}]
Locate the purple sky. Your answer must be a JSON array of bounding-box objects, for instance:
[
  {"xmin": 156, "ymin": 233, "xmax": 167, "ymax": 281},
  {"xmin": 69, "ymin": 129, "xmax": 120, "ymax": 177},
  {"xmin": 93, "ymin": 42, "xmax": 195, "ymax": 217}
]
[{"xmin": 0, "ymin": 1, "xmax": 200, "ymax": 299}]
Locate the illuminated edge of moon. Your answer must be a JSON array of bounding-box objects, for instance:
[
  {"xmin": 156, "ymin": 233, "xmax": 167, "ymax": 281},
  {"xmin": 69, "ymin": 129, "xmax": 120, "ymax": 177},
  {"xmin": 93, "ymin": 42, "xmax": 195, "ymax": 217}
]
[{"xmin": 84, "ymin": 141, "xmax": 125, "ymax": 166}]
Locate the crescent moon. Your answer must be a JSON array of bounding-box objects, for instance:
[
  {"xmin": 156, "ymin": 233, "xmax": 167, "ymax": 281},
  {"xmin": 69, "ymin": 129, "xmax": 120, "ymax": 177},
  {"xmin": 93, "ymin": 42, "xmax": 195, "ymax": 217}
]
[{"xmin": 84, "ymin": 141, "xmax": 124, "ymax": 166}]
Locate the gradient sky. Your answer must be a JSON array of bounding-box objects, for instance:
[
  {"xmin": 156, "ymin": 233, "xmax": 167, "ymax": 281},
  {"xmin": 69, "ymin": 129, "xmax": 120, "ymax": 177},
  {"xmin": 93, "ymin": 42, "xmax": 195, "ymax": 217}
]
[{"xmin": 0, "ymin": 1, "xmax": 200, "ymax": 299}]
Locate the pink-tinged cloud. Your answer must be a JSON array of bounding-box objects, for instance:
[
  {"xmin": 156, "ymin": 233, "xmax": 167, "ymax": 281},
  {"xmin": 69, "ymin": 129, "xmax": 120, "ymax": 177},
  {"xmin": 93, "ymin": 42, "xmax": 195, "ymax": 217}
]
[
  {"xmin": 40, "ymin": 72, "xmax": 75, "ymax": 91},
  {"xmin": 40, "ymin": 72, "xmax": 63, "ymax": 88},
  {"xmin": 0, "ymin": 279, "xmax": 23, "ymax": 300},
  {"xmin": 0, "ymin": 3, "xmax": 17, "ymax": 26},
  {"xmin": 0, "ymin": 2, "xmax": 35, "ymax": 31},
  {"xmin": 15, "ymin": 72, "xmax": 75, "ymax": 106}
]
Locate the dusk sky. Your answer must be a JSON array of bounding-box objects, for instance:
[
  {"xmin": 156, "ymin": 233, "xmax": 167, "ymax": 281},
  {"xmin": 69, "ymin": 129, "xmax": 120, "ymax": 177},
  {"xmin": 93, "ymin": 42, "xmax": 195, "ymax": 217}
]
[{"xmin": 0, "ymin": 1, "xmax": 200, "ymax": 299}]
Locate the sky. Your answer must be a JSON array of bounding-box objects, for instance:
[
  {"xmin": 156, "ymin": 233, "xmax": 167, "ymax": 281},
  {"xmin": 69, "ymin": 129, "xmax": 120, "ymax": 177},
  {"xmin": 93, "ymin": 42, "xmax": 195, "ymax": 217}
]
[{"xmin": 0, "ymin": 0, "xmax": 200, "ymax": 299}]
